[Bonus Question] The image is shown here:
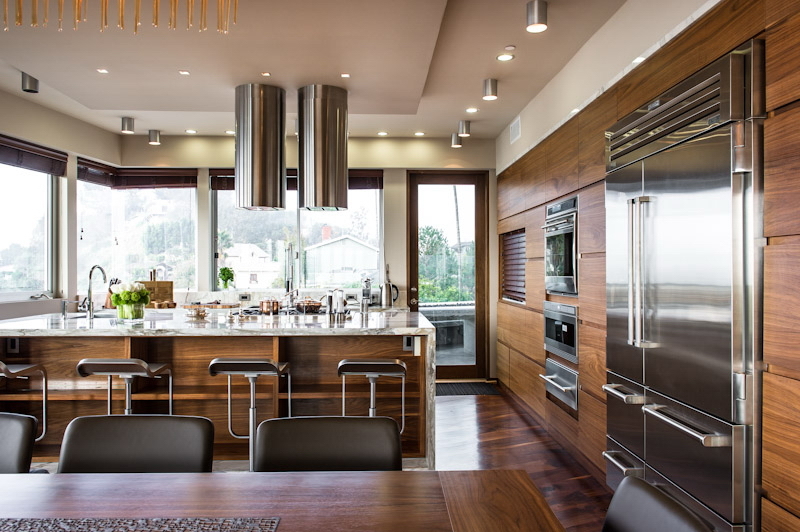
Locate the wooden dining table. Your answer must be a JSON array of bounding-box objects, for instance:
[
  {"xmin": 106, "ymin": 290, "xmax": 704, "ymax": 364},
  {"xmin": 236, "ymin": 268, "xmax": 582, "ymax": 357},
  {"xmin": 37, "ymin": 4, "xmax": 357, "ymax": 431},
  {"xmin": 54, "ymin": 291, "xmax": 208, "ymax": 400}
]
[{"xmin": 0, "ymin": 469, "xmax": 565, "ymax": 532}]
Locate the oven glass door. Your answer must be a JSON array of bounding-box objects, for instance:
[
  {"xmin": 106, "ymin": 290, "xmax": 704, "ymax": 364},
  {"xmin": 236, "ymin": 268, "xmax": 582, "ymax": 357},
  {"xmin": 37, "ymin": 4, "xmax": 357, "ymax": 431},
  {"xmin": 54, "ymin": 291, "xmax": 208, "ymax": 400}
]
[{"xmin": 544, "ymin": 213, "xmax": 576, "ymax": 294}]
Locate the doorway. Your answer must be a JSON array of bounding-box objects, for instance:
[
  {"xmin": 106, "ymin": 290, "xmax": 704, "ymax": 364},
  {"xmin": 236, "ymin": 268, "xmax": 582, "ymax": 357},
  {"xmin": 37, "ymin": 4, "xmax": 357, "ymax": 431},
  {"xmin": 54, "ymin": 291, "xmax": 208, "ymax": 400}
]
[{"xmin": 408, "ymin": 171, "xmax": 488, "ymax": 380}]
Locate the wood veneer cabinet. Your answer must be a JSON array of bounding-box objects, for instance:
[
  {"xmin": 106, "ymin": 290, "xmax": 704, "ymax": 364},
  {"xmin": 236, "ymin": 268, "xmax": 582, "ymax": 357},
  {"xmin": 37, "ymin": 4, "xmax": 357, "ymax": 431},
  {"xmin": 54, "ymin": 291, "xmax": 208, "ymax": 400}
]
[
  {"xmin": 763, "ymin": 241, "xmax": 800, "ymax": 371},
  {"xmin": 766, "ymin": 11, "xmax": 800, "ymax": 110},
  {"xmin": 762, "ymin": 371, "xmax": 800, "ymax": 516},
  {"xmin": 0, "ymin": 331, "xmax": 429, "ymax": 462},
  {"xmin": 764, "ymin": 106, "xmax": 800, "ymax": 238},
  {"xmin": 762, "ymin": 497, "xmax": 800, "ymax": 531}
]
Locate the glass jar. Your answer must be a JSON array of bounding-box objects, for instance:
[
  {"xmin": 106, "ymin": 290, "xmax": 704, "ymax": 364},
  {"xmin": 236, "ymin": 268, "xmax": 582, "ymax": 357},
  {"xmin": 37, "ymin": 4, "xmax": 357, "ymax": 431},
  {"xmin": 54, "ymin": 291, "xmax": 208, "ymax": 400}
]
[{"xmin": 116, "ymin": 302, "xmax": 145, "ymax": 323}]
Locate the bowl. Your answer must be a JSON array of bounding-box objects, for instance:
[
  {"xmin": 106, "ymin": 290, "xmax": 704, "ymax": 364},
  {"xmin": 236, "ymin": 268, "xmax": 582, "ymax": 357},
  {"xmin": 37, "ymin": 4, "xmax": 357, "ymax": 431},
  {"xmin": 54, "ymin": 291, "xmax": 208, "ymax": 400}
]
[{"xmin": 295, "ymin": 299, "xmax": 322, "ymax": 313}]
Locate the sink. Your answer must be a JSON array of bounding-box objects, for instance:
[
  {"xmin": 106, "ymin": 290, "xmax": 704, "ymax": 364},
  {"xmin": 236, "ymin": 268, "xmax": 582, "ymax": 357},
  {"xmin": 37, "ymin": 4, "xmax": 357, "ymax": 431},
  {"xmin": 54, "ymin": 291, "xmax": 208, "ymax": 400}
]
[{"xmin": 64, "ymin": 311, "xmax": 117, "ymax": 319}]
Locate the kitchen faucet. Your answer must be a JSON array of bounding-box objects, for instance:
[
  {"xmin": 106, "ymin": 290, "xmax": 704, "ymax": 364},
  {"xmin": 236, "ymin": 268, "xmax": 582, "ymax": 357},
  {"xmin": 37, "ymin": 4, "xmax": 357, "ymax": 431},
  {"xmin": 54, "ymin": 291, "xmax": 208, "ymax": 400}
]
[{"xmin": 86, "ymin": 265, "xmax": 107, "ymax": 320}]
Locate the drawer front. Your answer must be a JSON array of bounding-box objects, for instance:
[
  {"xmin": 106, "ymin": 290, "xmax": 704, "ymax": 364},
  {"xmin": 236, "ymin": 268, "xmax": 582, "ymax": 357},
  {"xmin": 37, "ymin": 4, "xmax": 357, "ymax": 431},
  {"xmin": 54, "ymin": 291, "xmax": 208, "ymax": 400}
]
[
  {"xmin": 604, "ymin": 437, "xmax": 644, "ymax": 491},
  {"xmin": 540, "ymin": 358, "xmax": 578, "ymax": 410},
  {"xmin": 644, "ymin": 390, "xmax": 747, "ymax": 523},
  {"xmin": 604, "ymin": 371, "xmax": 645, "ymax": 459}
]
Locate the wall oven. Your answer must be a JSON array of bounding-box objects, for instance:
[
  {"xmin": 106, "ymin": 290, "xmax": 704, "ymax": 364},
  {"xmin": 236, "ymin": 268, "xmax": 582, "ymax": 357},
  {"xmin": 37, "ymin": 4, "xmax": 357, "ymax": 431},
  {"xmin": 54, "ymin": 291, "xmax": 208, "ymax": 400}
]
[
  {"xmin": 543, "ymin": 301, "xmax": 577, "ymax": 363},
  {"xmin": 543, "ymin": 196, "xmax": 577, "ymax": 295}
]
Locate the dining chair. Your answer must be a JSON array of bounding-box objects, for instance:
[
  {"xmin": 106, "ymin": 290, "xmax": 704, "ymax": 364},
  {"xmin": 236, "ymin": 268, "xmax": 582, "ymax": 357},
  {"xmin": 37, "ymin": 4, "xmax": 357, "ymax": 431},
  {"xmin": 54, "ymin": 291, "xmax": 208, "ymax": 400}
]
[
  {"xmin": 0, "ymin": 412, "xmax": 38, "ymax": 473},
  {"xmin": 254, "ymin": 415, "xmax": 402, "ymax": 472},
  {"xmin": 57, "ymin": 414, "xmax": 214, "ymax": 473},
  {"xmin": 602, "ymin": 476, "xmax": 712, "ymax": 532}
]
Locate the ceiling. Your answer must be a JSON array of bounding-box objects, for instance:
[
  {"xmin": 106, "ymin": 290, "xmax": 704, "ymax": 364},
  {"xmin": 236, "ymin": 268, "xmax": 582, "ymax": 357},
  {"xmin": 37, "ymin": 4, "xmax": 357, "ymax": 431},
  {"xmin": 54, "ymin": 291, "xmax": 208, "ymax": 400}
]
[{"xmin": 0, "ymin": 0, "xmax": 625, "ymax": 141}]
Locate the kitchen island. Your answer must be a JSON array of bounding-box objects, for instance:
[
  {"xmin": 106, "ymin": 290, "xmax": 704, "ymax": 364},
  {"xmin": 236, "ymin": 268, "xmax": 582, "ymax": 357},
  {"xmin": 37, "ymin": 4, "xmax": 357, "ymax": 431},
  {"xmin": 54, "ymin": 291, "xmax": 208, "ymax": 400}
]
[{"xmin": 0, "ymin": 309, "xmax": 435, "ymax": 468}]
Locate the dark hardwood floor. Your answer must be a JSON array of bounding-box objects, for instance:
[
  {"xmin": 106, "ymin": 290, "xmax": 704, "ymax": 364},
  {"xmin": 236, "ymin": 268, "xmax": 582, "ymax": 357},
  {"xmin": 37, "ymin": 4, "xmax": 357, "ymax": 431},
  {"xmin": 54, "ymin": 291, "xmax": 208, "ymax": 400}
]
[{"xmin": 435, "ymin": 391, "xmax": 612, "ymax": 532}]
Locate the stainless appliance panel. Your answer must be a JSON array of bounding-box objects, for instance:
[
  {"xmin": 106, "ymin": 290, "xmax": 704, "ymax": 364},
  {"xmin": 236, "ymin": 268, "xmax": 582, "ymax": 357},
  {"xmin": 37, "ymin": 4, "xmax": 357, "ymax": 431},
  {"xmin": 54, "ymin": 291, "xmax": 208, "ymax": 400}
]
[
  {"xmin": 544, "ymin": 197, "xmax": 578, "ymax": 296},
  {"xmin": 543, "ymin": 301, "xmax": 578, "ymax": 363},
  {"xmin": 605, "ymin": 162, "xmax": 644, "ymax": 383},
  {"xmin": 539, "ymin": 358, "xmax": 578, "ymax": 411},
  {"xmin": 644, "ymin": 390, "xmax": 747, "ymax": 523},
  {"xmin": 645, "ymin": 467, "xmax": 747, "ymax": 532},
  {"xmin": 604, "ymin": 437, "xmax": 644, "ymax": 491},
  {"xmin": 604, "ymin": 372, "xmax": 645, "ymax": 459},
  {"xmin": 642, "ymin": 127, "xmax": 735, "ymax": 422}
]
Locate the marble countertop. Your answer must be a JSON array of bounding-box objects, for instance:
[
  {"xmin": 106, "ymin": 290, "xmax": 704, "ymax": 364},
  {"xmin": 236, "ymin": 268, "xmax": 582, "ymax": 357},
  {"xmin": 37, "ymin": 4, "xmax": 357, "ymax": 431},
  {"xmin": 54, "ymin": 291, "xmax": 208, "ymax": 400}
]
[{"xmin": 0, "ymin": 309, "xmax": 435, "ymax": 337}]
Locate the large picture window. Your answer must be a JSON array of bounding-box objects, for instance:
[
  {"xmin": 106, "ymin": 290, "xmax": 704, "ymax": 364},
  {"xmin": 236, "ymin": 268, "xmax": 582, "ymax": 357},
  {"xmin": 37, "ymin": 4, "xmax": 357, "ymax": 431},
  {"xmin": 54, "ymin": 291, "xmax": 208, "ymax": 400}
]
[
  {"xmin": 77, "ymin": 181, "xmax": 197, "ymax": 290},
  {"xmin": 0, "ymin": 164, "xmax": 54, "ymax": 297}
]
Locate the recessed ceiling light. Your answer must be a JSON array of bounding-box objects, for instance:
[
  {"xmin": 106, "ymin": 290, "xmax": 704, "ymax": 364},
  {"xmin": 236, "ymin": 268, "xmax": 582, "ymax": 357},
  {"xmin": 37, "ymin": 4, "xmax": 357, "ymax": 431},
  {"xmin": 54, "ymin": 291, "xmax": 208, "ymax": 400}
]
[
  {"xmin": 96, "ymin": 68, "xmax": 109, "ymax": 74},
  {"xmin": 632, "ymin": 56, "xmax": 646, "ymax": 64},
  {"xmin": 178, "ymin": 70, "xmax": 191, "ymax": 76},
  {"xmin": 377, "ymin": 131, "xmax": 388, "ymax": 136},
  {"xmin": 185, "ymin": 129, "xmax": 197, "ymax": 134},
  {"xmin": 260, "ymin": 72, "xmax": 271, "ymax": 77},
  {"xmin": 414, "ymin": 131, "xmax": 425, "ymax": 136},
  {"xmin": 466, "ymin": 107, "xmax": 479, "ymax": 114},
  {"xmin": 225, "ymin": 130, "xmax": 235, "ymax": 135},
  {"xmin": 497, "ymin": 53, "xmax": 515, "ymax": 62},
  {"xmin": 341, "ymin": 73, "xmax": 351, "ymax": 78},
  {"xmin": 504, "ymin": 45, "xmax": 516, "ymax": 51}
]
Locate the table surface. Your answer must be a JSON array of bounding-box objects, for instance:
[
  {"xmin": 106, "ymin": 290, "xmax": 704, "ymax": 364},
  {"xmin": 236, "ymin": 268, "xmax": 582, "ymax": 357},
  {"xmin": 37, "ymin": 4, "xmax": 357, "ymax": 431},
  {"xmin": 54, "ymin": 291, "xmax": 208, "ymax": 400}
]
[{"xmin": 0, "ymin": 470, "xmax": 565, "ymax": 532}]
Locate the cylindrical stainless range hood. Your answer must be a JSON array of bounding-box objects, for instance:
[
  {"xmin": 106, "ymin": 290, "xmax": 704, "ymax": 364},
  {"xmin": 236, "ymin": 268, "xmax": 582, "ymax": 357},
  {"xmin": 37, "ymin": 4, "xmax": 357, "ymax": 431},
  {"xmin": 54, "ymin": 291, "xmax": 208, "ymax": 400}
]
[
  {"xmin": 298, "ymin": 84, "xmax": 348, "ymax": 210},
  {"xmin": 235, "ymin": 83, "xmax": 286, "ymax": 210}
]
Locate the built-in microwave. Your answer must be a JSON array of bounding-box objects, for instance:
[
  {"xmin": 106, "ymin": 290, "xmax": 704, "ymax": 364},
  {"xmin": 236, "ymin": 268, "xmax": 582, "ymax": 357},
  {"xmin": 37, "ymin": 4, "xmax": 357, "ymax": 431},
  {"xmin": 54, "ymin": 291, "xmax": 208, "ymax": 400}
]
[
  {"xmin": 543, "ymin": 301, "xmax": 578, "ymax": 363},
  {"xmin": 543, "ymin": 196, "xmax": 577, "ymax": 295}
]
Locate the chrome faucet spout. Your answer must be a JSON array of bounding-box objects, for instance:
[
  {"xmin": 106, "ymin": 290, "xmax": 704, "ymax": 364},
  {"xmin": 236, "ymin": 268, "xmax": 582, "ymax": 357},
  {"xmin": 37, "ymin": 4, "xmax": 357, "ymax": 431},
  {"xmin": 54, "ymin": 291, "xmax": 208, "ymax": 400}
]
[{"xmin": 87, "ymin": 265, "xmax": 108, "ymax": 319}]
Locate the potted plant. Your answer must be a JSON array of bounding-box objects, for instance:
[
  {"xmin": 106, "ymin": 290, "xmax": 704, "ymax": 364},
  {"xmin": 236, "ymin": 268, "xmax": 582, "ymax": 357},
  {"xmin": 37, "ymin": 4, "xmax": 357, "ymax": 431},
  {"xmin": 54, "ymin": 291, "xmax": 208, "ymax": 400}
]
[
  {"xmin": 110, "ymin": 282, "xmax": 150, "ymax": 323},
  {"xmin": 219, "ymin": 267, "xmax": 235, "ymax": 290}
]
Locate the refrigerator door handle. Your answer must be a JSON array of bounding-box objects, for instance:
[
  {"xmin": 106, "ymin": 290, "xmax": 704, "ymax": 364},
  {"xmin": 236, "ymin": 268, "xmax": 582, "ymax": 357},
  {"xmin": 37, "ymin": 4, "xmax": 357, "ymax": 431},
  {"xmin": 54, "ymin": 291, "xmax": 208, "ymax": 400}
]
[
  {"xmin": 633, "ymin": 196, "xmax": 650, "ymax": 348},
  {"xmin": 538, "ymin": 373, "xmax": 575, "ymax": 393},
  {"xmin": 643, "ymin": 404, "xmax": 732, "ymax": 447},
  {"xmin": 603, "ymin": 383, "xmax": 646, "ymax": 404},
  {"xmin": 627, "ymin": 198, "xmax": 636, "ymax": 345},
  {"xmin": 602, "ymin": 451, "xmax": 644, "ymax": 476}
]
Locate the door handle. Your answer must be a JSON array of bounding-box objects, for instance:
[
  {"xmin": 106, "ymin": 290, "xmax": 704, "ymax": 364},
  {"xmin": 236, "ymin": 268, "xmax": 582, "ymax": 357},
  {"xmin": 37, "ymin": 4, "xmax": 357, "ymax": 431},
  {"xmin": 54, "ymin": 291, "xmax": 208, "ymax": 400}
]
[
  {"xmin": 602, "ymin": 384, "xmax": 646, "ymax": 404},
  {"xmin": 410, "ymin": 298, "xmax": 418, "ymax": 305},
  {"xmin": 602, "ymin": 451, "xmax": 643, "ymax": 476},
  {"xmin": 642, "ymin": 404, "xmax": 732, "ymax": 447},
  {"xmin": 626, "ymin": 198, "xmax": 635, "ymax": 345},
  {"xmin": 538, "ymin": 373, "xmax": 575, "ymax": 393}
]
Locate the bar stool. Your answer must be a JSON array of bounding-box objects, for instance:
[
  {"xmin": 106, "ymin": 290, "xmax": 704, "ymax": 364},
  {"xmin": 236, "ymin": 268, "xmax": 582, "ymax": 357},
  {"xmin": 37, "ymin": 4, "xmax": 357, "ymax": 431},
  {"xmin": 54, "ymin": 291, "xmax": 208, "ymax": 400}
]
[
  {"xmin": 0, "ymin": 361, "xmax": 47, "ymax": 441},
  {"xmin": 208, "ymin": 358, "xmax": 292, "ymax": 472},
  {"xmin": 337, "ymin": 358, "xmax": 406, "ymax": 434},
  {"xmin": 76, "ymin": 358, "xmax": 173, "ymax": 415}
]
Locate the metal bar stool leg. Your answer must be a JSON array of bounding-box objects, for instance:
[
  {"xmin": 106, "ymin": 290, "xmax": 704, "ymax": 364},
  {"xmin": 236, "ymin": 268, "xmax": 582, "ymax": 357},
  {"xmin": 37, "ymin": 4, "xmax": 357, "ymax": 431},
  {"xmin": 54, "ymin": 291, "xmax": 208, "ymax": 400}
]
[
  {"xmin": 36, "ymin": 368, "xmax": 48, "ymax": 441},
  {"xmin": 123, "ymin": 376, "xmax": 134, "ymax": 415},
  {"xmin": 368, "ymin": 376, "xmax": 378, "ymax": 417},
  {"xmin": 285, "ymin": 373, "xmax": 292, "ymax": 418},
  {"xmin": 248, "ymin": 376, "xmax": 258, "ymax": 472},
  {"xmin": 107, "ymin": 375, "xmax": 113, "ymax": 415},
  {"xmin": 341, "ymin": 375, "xmax": 347, "ymax": 416}
]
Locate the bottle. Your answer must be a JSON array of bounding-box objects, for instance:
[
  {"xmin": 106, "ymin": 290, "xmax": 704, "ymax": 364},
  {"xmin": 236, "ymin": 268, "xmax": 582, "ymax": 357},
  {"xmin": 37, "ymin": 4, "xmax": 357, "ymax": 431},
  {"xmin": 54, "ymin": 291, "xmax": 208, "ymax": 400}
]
[{"xmin": 362, "ymin": 278, "xmax": 371, "ymax": 303}]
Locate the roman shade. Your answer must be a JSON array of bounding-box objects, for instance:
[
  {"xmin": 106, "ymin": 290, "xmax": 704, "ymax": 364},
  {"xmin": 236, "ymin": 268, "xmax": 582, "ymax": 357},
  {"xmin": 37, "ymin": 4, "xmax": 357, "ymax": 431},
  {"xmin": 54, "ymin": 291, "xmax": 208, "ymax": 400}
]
[{"xmin": 0, "ymin": 134, "xmax": 67, "ymax": 176}]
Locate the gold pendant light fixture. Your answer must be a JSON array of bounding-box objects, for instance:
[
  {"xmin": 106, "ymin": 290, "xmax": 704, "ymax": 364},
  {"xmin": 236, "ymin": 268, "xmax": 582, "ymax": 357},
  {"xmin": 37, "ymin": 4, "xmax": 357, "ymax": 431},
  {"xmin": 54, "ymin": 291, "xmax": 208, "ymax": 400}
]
[{"xmin": 3, "ymin": 0, "xmax": 238, "ymax": 33}]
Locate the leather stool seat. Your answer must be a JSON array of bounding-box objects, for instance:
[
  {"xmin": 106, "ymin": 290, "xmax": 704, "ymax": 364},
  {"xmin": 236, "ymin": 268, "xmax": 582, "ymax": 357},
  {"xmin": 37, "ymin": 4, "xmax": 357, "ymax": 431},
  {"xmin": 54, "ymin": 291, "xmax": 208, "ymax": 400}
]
[
  {"xmin": 76, "ymin": 358, "xmax": 172, "ymax": 415},
  {"xmin": 337, "ymin": 358, "xmax": 406, "ymax": 433},
  {"xmin": 0, "ymin": 361, "xmax": 47, "ymax": 441}
]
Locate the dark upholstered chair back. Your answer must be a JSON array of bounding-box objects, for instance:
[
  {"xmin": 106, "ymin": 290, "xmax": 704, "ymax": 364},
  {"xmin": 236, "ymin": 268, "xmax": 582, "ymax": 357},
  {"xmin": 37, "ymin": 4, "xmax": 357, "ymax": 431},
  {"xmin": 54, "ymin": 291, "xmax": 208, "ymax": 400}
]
[
  {"xmin": 57, "ymin": 415, "xmax": 214, "ymax": 473},
  {"xmin": 603, "ymin": 476, "xmax": 712, "ymax": 532},
  {"xmin": 254, "ymin": 416, "xmax": 402, "ymax": 472},
  {"xmin": 0, "ymin": 412, "xmax": 37, "ymax": 473}
]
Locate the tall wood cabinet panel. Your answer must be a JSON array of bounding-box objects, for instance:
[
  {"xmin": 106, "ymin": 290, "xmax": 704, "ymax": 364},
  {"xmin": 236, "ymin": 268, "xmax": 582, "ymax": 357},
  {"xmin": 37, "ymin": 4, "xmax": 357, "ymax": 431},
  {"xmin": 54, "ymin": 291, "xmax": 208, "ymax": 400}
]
[
  {"xmin": 526, "ymin": 206, "xmax": 545, "ymax": 259},
  {"xmin": 762, "ymin": 497, "xmax": 800, "ymax": 531},
  {"xmin": 579, "ymin": 88, "xmax": 617, "ymax": 189},
  {"xmin": 762, "ymin": 371, "xmax": 800, "ymax": 516},
  {"xmin": 578, "ymin": 323, "xmax": 606, "ymax": 404},
  {"xmin": 765, "ymin": 12, "xmax": 800, "ymax": 110},
  {"xmin": 525, "ymin": 259, "xmax": 546, "ymax": 313},
  {"xmin": 497, "ymin": 166, "xmax": 527, "ymax": 220},
  {"xmin": 519, "ymin": 145, "xmax": 547, "ymax": 210},
  {"xmin": 577, "ymin": 253, "xmax": 606, "ymax": 329},
  {"xmin": 763, "ymin": 243, "xmax": 800, "ymax": 371},
  {"xmin": 497, "ymin": 209, "xmax": 526, "ymax": 235},
  {"xmin": 544, "ymin": 118, "xmax": 579, "ymax": 202},
  {"xmin": 616, "ymin": 0, "xmax": 765, "ymax": 118},
  {"xmin": 577, "ymin": 181, "xmax": 606, "ymax": 255},
  {"xmin": 497, "ymin": 302, "xmax": 540, "ymax": 360},
  {"xmin": 764, "ymin": 106, "xmax": 800, "ymax": 238},
  {"xmin": 578, "ymin": 390, "xmax": 607, "ymax": 474},
  {"xmin": 509, "ymin": 348, "xmax": 546, "ymax": 419},
  {"xmin": 766, "ymin": 0, "xmax": 800, "ymax": 27},
  {"xmin": 496, "ymin": 341, "xmax": 511, "ymax": 386}
]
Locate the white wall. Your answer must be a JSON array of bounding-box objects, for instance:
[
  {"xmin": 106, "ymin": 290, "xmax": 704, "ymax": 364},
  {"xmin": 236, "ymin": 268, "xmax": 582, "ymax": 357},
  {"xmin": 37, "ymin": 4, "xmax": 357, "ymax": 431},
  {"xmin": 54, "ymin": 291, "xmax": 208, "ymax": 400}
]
[{"xmin": 495, "ymin": 0, "xmax": 724, "ymax": 172}]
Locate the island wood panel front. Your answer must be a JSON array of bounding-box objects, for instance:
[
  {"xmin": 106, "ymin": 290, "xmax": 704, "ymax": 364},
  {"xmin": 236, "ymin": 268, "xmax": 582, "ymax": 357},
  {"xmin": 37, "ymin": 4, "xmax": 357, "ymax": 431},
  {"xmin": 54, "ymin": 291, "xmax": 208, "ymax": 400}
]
[
  {"xmin": 764, "ymin": 104, "xmax": 800, "ymax": 238},
  {"xmin": 766, "ymin": 11, "xmax": 800, "ymax": 111}
]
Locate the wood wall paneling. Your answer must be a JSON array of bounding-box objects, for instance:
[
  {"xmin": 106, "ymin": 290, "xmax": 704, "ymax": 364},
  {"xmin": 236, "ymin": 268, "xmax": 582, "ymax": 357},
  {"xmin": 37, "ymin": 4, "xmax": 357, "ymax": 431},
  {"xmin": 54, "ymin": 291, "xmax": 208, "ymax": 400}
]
[
  {"xmin": 497, "ymin": 209, "xmax": 525, "ymax": 236},
  {"xmin": 497, "ymin": 302, "xmax": 541, "ymax": 359},
  {"xmin": 577, "ymin": 390, "xmax": 607, "ymax": 474},
  {"xmin": 509, "ymin": 348, "xmax": 546, "ymax": 418},
  {"xmin": 544, "ymin": 119, "xmax": 579, "ymax": 202},
  {"xmin": 497, "ymin": 166, "xmax": 528, "ymax": 220},
  {"xmin": 496, "ymin": 341, "xmax": 511, "ymax": 386},
  {"xmin": 525, "ymin": 259, "xmax": 546, "ymax": 312},
  {"xmin": 616, "ymin": 0, "xmax": 765, "ymax": 118},
  {"xmin": 577, "ymin": 181, "xmax": 606, "ymax": 255},
  {"xmin": 578, "ymin": 323, "xmax": 606, "ymax": 404},
  {"xmin": 526, "ymin": 206, "xmax": 545, "ymax": 259},
  {"xmin": 766, "ymin": 0, "xmax": 800, "ymax": 28},
  {"xmin": 765, "ymin": 12, "xmax": 800, "ymax": 110},
  {"xmin": 764, "ymin": 105, "xmax": 800, "ymax": 237},
  {"xmin": 577, "ymin": 253, "xmax": 606, "ymax": 329},
  {"xmin": 579, "ymin": 88, "xmax": 617, "ymax": 189},
  {"xmin": 762, "ymin": 371, "xmax": 800, "ymax": 516},
  {"xmin": 520, "ymin": 144, "xmax": 547, "ymax": 210},
  {"xmin": 763, "ymin": 243, "xmax": 800, "ymax": 371},
  {"xmin": 545, "ymin": 388, "xmax": 580, "ymax": 442},
  {"xmin": 762, "ymin": 497, "xmax": 800, "ymax": 531}
]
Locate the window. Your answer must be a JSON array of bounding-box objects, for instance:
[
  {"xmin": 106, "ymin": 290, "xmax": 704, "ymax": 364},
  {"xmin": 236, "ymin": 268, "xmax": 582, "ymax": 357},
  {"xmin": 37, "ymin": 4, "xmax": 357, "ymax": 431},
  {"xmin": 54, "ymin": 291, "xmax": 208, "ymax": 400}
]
[
  {"xmin": 0, "ymin": 164, "xmax": 54, "ymax": 297},
  {"xmin": 213, "ymin": 172, "xmax": 382, "ymax": 290},
  {"xmin": 77, "ymin": 181, "xmax": 197, "ymax": 290},
  {"xmin": 501, "ymin": 229, "xmax": 526, "ymax": 303}
]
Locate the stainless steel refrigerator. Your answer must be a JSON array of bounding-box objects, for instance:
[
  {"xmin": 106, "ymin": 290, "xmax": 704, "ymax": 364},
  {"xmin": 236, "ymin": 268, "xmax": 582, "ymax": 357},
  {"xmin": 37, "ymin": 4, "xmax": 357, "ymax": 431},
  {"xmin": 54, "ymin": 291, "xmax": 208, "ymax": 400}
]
[{"xmin": 604, "ymin": 41, "xmax": 763, "ymax": 532}]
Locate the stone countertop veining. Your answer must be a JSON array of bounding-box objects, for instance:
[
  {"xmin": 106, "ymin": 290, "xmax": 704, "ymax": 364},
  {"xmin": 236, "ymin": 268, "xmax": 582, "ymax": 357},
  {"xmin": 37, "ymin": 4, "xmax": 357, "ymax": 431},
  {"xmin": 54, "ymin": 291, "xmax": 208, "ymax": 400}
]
[{"xmin": 0, "ymin": 309, "xmax": 435, "ymax": 337}]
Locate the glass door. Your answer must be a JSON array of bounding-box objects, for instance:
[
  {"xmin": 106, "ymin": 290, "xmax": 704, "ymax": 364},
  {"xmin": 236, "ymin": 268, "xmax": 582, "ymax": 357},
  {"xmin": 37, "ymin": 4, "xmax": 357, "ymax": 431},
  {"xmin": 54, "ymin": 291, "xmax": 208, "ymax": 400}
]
[{"xmin": 408, "ymin": 171, "xmax": 488, "ymax": 380}]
